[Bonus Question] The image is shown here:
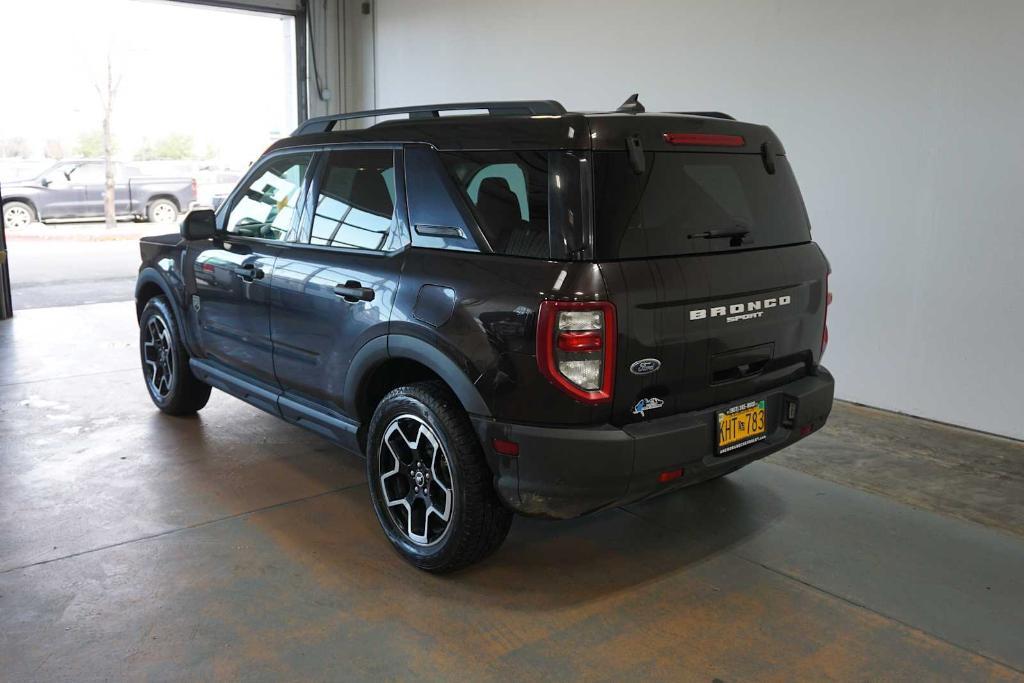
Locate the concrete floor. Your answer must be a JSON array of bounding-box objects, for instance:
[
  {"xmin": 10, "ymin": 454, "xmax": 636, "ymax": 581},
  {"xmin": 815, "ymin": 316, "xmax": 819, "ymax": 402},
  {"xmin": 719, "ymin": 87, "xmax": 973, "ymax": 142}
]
[{"xmin": 2, "ymin": 302, "xmax": 1023, "ymax": 681}]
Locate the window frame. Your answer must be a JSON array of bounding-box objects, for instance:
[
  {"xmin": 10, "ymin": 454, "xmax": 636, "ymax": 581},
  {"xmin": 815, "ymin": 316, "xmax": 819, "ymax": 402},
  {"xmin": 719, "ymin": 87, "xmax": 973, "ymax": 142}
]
[
  {"xmin": 216, "ymin": 146, "xmax": 318, "ymax": 245},
  {"xmin": 286, "ymin": 142, "xmax": 410, "ymax": 256}
]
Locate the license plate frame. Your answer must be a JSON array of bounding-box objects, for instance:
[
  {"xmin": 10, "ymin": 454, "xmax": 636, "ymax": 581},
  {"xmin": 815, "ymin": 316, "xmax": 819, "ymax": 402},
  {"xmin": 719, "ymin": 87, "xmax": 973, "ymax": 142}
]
[{"xmin": 717, "ymin": 399, "xmax": 767, "ymax": 454}]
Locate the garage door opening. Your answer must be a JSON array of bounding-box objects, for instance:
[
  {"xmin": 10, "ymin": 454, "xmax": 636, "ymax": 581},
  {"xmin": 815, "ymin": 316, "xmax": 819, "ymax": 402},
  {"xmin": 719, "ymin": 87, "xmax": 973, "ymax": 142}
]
[{"xmin": 0, "ymin": 0, "xmax": 305, "ymax": 311}]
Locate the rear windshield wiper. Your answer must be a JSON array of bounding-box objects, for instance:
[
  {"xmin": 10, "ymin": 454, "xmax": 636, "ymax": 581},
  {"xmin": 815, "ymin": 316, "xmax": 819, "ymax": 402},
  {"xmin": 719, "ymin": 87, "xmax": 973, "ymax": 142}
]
[{"xmin": 687, "ymin": 226, "xmax": 750, "ymax": 240}]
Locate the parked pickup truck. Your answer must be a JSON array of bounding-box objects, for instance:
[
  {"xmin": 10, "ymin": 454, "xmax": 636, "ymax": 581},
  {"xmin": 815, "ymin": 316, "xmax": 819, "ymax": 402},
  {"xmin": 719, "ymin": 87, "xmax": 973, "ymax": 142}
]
[{"xmin": 2, "ymin": 160, "xmax": 196, "ymax": 228}]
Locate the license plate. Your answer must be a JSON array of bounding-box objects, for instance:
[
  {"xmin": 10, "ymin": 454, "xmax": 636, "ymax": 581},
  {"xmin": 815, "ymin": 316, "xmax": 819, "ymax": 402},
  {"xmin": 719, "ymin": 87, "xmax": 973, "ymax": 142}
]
[{"xmin": 717, "ymin": 400, "xmax": 767, "ymax": 454}]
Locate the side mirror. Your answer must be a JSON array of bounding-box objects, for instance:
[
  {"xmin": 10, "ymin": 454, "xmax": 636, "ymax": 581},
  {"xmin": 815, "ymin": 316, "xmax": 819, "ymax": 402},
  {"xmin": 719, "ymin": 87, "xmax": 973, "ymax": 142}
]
[
  {"xmin": 40, "ymin": 177, "xmax": 51, "ymax": 188},
  {"xmin": 181, "ymin": 208, "xmax": 217, "ymax": 240}
]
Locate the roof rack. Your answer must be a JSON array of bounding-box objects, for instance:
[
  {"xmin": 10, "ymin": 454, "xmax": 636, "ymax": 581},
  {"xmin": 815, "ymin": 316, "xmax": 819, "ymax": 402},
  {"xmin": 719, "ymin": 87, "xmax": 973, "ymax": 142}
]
[{"xmin": 293, "ymin": 100, "xmax": 568, "ymax": 135}]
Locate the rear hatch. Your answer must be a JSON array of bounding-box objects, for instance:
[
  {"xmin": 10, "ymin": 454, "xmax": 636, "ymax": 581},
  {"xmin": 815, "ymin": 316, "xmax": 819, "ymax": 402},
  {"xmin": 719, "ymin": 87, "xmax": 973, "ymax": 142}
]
[{"xmin": 591, "ymin": 136, "xmax": 828, "ymax": 427}]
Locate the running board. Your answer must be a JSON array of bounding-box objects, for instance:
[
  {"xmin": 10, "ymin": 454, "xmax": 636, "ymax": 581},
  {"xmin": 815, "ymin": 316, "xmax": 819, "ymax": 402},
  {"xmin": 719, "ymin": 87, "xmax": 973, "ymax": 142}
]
[{"xmin": 189, "ymin": 358, "xmax": 360, "ymax": 454}]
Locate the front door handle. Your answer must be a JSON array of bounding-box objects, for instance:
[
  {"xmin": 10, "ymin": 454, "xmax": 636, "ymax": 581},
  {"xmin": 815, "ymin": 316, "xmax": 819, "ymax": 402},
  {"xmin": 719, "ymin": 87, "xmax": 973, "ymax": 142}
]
[
  {"xmin": 334, "ymin": 280, "xmax": 375, "ymax": 303},
  {"xmin": 233, "ymin": 263, "xmax": 265, "ymax": 282}
]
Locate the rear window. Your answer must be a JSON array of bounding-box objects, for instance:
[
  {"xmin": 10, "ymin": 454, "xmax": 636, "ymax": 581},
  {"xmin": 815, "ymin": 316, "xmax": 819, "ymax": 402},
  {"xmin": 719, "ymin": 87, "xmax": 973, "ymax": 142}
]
[{"xmin": 592, "ymin": 152, "xmax": 811, "ymax": 259}]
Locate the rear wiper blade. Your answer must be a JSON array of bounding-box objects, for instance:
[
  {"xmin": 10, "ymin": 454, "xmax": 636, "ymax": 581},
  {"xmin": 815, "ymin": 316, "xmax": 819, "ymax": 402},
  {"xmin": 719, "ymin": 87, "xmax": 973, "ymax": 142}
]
[{"xmin": 687, "ymin": 226, "xmax": 750, "ymax": 240}]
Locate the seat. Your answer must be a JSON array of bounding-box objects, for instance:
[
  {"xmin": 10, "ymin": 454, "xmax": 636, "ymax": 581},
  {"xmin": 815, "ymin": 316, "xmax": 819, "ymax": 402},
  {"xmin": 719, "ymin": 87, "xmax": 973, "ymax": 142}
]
[
  {"xmin": 475, "ymin": 177, "xmax": 547, "ymax": 258},
  {"xmin": 350, "ymin": 169, "xmax": 394, "ymax": 218}
]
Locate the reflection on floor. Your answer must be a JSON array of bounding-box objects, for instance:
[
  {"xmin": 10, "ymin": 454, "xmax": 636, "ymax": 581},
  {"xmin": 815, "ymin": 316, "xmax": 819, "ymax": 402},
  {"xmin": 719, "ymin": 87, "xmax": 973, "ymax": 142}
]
[{"xmin": 2, "ymin": 302, "xmax": 1022, "ymax": 680}]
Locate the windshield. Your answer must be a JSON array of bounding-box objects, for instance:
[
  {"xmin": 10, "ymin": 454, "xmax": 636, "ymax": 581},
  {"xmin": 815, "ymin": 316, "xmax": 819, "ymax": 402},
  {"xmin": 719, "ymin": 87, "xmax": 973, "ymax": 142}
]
[{"xmin": 592, "ymin": 152, "xmax": 811, "ymax": 259}]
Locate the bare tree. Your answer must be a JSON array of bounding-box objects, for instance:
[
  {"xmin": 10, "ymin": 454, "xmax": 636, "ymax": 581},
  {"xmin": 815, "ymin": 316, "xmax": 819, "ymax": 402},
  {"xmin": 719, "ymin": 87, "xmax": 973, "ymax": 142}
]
[{"xmin": 94, "ymin": 53, "xmax": 122, "ymax": 229}]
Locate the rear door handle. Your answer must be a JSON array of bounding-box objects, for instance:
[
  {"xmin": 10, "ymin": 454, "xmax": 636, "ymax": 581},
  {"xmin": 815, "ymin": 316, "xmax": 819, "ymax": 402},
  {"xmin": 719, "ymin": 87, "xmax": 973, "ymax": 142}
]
[
  {"xmin": 334, "ymin": 280, "xmax": 375, "ymax": 303},
  {"xmin": 233, "ymin": 263, "xmax": 264, "ymax": 282}
]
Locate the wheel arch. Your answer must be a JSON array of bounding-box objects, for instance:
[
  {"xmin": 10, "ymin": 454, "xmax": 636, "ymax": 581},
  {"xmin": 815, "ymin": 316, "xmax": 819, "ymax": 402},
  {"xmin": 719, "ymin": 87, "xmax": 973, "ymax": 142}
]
[
  {"xmin": 147, "ymin": 194, "xmax": 181, "ymax": 210},
  {"xmin": 346, "ymin": 334, "xmax": 493, "ymax": 447},
  {"xmin": 3, "ymin": 197, "xmax": 38, "ymax": 214},
  {"xmin": 135, "ymin": 268, "xmax": 195, "ymax": 355}
]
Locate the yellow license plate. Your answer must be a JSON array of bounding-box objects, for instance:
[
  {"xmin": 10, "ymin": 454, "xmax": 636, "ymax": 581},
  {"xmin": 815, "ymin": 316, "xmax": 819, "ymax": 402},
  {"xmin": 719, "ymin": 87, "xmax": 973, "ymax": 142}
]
[{"xmin": 717, "ymin": 400, "xmax": 767, "ymax": 453}]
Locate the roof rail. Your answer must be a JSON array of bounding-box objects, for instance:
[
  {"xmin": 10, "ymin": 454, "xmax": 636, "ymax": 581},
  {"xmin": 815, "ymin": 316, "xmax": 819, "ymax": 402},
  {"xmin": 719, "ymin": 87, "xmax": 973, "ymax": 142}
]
[
  {"xmin": 293, "ymin": 100, "xmax": 568, "ymax": 135},
  {"xmin": 675, "ymin": 111, "xmax": 735, "ymax": 120}
]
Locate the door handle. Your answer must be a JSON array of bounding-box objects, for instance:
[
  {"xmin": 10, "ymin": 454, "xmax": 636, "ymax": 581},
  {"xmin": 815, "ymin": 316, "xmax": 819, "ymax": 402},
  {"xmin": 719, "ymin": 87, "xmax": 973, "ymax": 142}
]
[
  {"xmin": 334, "ymin": 281, "xmax": 375, "ymax": 303},
  {"xmin": 233, "ymin": 263, "xmax": 265, "ymax": 282}
]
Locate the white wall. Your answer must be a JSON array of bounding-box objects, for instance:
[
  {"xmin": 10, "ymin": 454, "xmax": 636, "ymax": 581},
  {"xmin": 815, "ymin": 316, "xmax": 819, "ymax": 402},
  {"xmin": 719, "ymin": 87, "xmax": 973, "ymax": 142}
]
[
  {"xmin": 369, "ymin": 0, "xmax": 1024, "ymax": 439},
  {"xmin": 307, "ymin": 0, "xmax": 376, "ymax": 119}
]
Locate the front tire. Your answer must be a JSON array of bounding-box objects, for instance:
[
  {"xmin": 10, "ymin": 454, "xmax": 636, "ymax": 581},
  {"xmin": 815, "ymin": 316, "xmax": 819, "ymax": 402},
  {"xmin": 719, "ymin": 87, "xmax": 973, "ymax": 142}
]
[
  {"xmin": 3, "ymin": 201, "xmax": 36, "ymax": 229},
  {"xmin": 367, "ymin": 382, "xmax": 513, "ymax": 572},
  {"xmin": 139, "ymin": 296, "xmax": 211, "ymax": 415},
  {"xmin": 147, "ymin": 198, "xmax": 178, "ymax": 224}
]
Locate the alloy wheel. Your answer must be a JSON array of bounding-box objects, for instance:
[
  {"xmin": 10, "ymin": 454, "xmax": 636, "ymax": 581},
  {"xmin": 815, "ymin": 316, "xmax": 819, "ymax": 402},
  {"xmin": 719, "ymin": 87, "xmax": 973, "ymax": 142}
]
[
  {"xmin": 142, "ymin": 315, "xmax": 175, "ymax": 399},
  {"xmin": 378, "ymin": 414, "xmax": 455, "ymax": 547}
]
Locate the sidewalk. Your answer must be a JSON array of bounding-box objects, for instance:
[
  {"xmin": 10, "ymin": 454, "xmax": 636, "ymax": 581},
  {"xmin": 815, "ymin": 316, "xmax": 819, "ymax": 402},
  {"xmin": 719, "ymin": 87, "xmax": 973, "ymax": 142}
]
[{"xmin": 6, "ymin": 220, "xmax": 175, "ymax": 242}]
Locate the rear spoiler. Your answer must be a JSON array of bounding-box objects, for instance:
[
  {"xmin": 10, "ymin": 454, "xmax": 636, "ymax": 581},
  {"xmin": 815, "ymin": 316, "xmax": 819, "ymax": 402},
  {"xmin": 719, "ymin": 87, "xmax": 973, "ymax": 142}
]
[{"xmin": 674, "ymin": 111, "xmax": 735, "ymax": 120}]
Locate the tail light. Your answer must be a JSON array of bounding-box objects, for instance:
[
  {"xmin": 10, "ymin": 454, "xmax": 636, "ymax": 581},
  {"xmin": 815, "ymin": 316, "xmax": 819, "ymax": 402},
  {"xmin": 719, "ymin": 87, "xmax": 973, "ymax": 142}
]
[
  {"xmin": 821, "ymin": 274, "xmax": 832, "ymax": 357},
  {"xmin": 191, "ymin": 177, "xmax": 198, "ymax": 198},
  {"xmin": 537, "ymin": 300, "xmax": 616, "ymax": 403}
]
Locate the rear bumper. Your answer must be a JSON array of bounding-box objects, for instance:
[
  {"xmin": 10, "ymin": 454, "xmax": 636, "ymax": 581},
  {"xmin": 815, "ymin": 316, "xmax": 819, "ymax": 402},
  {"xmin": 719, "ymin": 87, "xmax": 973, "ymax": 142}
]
[{"xmin": 472, "ymin": 367, "xmax": 834, "ymax": 519}]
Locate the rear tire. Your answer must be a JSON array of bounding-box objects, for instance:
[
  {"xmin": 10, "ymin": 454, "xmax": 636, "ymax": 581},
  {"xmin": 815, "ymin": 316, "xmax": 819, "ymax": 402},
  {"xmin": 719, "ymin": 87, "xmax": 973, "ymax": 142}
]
[
  {"xmin": 147, "ymin": 198, "xmax": 178, "ymax": 224},
  {"xmin": 3, "ymin": 201, "xmax": 36, "ymax": 229},
  {"xmin": 366, "ymin": 381, "xmax": 513, "ymax": 572},
  {"xmin": 139, "ymin": 296, "xmax": 211, "ymax": 415}
]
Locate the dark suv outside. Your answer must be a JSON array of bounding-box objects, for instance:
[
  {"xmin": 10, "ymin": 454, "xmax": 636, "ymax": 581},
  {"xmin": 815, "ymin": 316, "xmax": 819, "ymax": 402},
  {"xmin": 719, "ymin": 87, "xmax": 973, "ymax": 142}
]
[{"xmin": 135, "ymin": 97, "xmax": 834, "ymax": 572}]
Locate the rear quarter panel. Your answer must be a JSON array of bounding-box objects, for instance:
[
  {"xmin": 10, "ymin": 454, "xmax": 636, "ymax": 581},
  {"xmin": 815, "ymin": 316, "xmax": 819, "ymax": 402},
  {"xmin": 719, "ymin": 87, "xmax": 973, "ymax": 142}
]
[{"xmin": 392, "ymin": 249, "xmax": 609, "ymax": 425}]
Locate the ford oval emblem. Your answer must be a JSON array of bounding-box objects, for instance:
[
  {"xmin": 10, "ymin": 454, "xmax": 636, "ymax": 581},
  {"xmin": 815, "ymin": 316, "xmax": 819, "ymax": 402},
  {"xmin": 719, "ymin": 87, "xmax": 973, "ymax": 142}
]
[{"xmin": 630, "ymin": 358, "xmax": 661, "ymax": 375}]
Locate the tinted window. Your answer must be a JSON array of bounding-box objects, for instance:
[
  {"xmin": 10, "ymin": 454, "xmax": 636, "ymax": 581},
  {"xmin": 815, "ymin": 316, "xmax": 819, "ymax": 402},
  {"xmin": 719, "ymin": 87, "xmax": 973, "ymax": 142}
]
[
  {"xmin": 226, "ymin": 153, "xmax": 312, "ymax": 240},
  {"xmin": 440, "ymin": 151, "xmax": 549, "ymax": 258},
  {"xmin": 309, "ymin": 150, "xmax": 396, "ymax": 251},
  {"xmin": 593, "ymin": 152, "xmax": 811, "ymax": 259}
]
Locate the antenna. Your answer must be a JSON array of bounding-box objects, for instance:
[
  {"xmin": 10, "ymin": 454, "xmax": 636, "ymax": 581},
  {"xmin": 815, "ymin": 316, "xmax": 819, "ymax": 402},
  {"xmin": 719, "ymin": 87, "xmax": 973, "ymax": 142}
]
[{"xmin": 616, "ymin": 94, "xmax": 645, "ymax": 114}]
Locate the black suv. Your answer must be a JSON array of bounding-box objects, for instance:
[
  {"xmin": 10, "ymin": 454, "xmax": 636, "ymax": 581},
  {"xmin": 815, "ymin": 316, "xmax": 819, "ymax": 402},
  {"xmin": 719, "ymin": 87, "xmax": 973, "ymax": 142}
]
[{"xmin": 135, "ymin": 96, "xmax": 834, "ymax": 572}]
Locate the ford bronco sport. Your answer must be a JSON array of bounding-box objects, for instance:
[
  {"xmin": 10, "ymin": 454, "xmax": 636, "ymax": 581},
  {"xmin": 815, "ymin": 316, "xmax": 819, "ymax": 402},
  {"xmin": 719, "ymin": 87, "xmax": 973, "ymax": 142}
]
[{"xmin": 135, "ymin": 96, "xmax": 834, "ymax": 572}]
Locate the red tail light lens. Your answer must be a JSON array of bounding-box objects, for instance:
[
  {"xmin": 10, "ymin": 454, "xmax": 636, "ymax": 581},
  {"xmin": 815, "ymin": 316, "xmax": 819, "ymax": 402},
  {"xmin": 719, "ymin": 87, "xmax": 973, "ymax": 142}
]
[
  {"xmin": 537, "ymin": 300, "xmax": 616, "ymax": 403},
  {"xmin": 663, "ymin": 133, "xmax": 745, "ymax": 147},
  {"xmin": 191, "ymin": 177, "xmax": 198, "ymax": 198},
  {"xmin": 557, "ymin": 331, "xmax": 603, "ymax": 353}
]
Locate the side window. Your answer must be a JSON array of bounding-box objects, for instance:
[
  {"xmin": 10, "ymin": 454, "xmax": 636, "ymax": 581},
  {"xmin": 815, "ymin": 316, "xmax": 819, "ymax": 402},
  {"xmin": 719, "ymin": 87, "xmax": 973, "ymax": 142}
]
[
  {"xmin": 226, "ymin": 153, "xmax": 312, "ymax": 240},
  {"xmin": 467, "ymin": 164, "xmax": 528, "ymax": 220},
  {"xmin": 309, "ymin": 149, "xmax": 396, "ymax": 251},
  {"xmin": 71, "ymin": 163, "xmax": 106, "ymax": 185},
  {"xmin": 439, "ymin": 151, "xmax": 549, "ymax": 259}
]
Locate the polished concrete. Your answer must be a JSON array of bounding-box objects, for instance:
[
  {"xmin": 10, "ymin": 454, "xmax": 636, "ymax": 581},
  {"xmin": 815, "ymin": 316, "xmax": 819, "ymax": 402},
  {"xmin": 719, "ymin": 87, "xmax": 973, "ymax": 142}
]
[{"xmin": 2, "ymin": 302, "xmax": 1023, "ymax": 680}]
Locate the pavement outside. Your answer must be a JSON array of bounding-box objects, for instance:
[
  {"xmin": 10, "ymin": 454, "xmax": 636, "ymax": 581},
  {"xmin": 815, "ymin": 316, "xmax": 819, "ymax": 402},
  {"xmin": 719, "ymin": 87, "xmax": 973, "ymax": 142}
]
[
  {"xmin": 4, "ymin": 221, "xmax": 173, "ymax": 309},
  {"xmin": 1, "ymin": 301, "xmax": 1022, "ymax": 680}
]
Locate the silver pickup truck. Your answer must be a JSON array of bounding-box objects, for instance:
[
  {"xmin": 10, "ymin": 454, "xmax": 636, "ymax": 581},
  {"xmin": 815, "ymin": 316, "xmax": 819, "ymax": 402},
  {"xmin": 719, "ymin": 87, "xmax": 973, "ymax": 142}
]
[{"xmin": 2, "ymin": 160, "xmax": 197, "ymax": 227}]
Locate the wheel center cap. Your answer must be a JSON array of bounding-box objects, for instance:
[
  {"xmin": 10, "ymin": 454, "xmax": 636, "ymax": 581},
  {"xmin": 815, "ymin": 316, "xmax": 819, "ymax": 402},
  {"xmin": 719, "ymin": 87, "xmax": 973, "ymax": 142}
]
[{"xmin": 414, "ymin": 471, "xmax": 425, "ymax": 488}]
